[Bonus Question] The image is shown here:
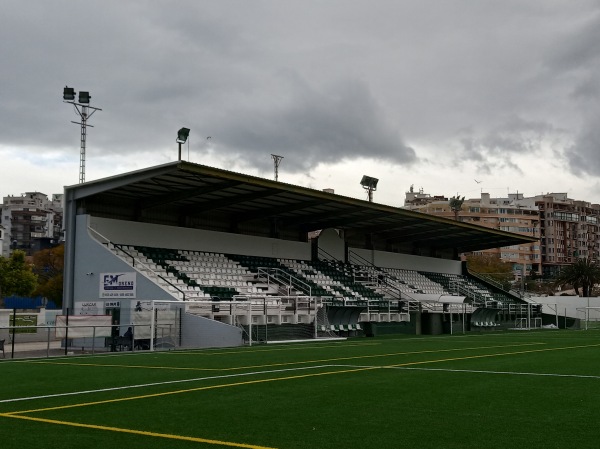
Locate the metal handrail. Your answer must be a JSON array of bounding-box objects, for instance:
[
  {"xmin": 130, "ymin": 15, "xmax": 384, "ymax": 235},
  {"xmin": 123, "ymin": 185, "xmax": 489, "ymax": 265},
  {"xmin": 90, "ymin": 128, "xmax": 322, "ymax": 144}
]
[
  {"xmin": 347, "ymin": 249, "xmax": 372, "ymax": 266},
  {"xmin": 257, "ymin": 267, "xmax": 313, "ymax": 297},
  {"xmin": 467, "ymin": 269, "xmax": 505, "ymax": 290}
]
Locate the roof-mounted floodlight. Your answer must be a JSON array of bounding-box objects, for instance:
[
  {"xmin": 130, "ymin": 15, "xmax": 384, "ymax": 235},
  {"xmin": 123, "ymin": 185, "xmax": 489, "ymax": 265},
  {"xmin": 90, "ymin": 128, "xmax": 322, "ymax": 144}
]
[
  {"xmin": 177, "ymin": 127, "xmax": 190, "ymax": 160},
  {"xmin": 177, "ymin": 127, "xmax": 190, "ymax": 143},
  {"xmin": 360, "ymin": 175, "xmax": 379, "ymax": 189},
  {"xmin": 360, "ymin": 175, "xmax": 379, "ymax": 202},
  {"xmin": 63, "ymin": 86, "xmax": 76, "ymax": 101},
  {"xmin": 78, "ymin": 91, "xmax": 91, "ymax": 104}
]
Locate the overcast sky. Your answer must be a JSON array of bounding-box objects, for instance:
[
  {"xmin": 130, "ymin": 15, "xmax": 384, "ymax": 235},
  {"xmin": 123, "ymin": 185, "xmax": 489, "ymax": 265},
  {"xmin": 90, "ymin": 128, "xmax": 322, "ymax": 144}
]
[{"xmin": 2, "ymin": 1, "xmax": 600, "ymax": 207}]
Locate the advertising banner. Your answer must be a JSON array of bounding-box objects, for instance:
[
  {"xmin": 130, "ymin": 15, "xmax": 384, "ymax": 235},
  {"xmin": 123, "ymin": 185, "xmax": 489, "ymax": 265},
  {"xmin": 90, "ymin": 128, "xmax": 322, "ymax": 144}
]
[
  {"xmin": 55, "ymin": 315, "xmax": 112, "ymax": 338},
  {"xmin": 100, "ymin": 272, "xmax": 137, "ymax": 298},
  {"xmin": 9, "ymin": 314, "xmax": 37, "ymax": 334}
]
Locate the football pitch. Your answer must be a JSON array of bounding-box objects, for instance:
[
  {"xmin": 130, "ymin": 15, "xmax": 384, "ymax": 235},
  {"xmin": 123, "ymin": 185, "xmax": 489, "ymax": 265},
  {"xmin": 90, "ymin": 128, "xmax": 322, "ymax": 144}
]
[{"xmin": 1, "ymin": 330, "xmax": 599, "ymax": 449}]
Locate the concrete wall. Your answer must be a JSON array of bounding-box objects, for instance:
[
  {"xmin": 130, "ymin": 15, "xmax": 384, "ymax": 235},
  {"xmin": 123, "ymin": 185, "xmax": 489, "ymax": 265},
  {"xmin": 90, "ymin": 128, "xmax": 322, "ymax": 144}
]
[
  {"xmin": 89, "ymin": 216, "xmax": 311, "ymax": 260},
  {"xmin": 317, "ymin": 228, "xmax": 345, "ymax": 260},
  {"xmin": 314, "ymin": 228, "xmax": 459, "ymax": 274},
  {"xmin": 349, "ymin": 247, "xmax": 461, "ymax": 274},
  {"xmin": 529, "ymin": 295, "xmax": 600, "ymax": 318}
]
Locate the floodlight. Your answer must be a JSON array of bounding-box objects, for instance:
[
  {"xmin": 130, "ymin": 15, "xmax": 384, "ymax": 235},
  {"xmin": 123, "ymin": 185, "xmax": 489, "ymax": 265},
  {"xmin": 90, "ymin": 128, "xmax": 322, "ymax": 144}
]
[
  {"xmin": 177, "ymin": 127, "xmax": 190, "ymax": 143},
  {"xmin": 63, "ymin": 86, "xmax": 76, "ymax": 101},
  {"xmin": 360, "ymin": 175, "xmax": 379, "ymax": 189},
  {"xmin": 177, "ymin": 127, "xmax": 191, "ymax": 161},
  {"xmin": 78, "ymin": 91, "xmax": 91, "ymax": 104},
  {"xmin": 360, "ymin": 175, "xmax": 379, "ymax": 202}
]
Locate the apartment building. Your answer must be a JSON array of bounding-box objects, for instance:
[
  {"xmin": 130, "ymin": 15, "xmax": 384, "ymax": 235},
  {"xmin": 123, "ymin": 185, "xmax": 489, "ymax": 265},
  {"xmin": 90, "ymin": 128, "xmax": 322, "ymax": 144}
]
[
  {"xmin": 0, "ymin": 224, "xmax": 5, "ymax": 254},
  {"xmin": 1, "ymin": 192, "xmax": 63, "ymax": 257},
  {"xmin": 405, "ymin": 189, "xmax": 541, "ymax": 277},
  {"xmin": 405, "ymin": 188, "xmax": 600, "ymax": 278},
  {"xmin": 531, "ymin": 193, "xmax": 600, "ymax": 277}
]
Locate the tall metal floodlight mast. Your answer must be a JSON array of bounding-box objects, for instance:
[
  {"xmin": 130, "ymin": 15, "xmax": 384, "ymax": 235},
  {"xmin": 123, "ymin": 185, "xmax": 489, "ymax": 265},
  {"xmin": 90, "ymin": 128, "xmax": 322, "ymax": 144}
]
[
  {"xmin": 271, "ymin": 154, "xmax": 284, "ymax": 181},
  {"xmin": 63, "ymin": 86, "xmax": 102, "ymax": 183}
]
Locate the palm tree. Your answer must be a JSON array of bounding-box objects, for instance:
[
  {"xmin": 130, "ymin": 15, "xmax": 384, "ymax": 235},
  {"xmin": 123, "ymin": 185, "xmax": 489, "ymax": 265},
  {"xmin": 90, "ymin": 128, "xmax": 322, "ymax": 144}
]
[
  {"xmin": 449, "ymin": 196, "xmax": 465, "ymax": 221},
  {"xmin": 554, "ymin": 258, "xmax": 600, "ymax": 297}
]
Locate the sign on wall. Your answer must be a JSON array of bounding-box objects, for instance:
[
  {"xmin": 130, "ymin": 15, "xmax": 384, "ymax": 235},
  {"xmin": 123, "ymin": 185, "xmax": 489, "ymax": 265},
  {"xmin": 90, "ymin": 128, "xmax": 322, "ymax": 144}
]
[
  {"xmin": 100, "ymin": 272, "xmax": 137, "ymax": 298},
  {"xmin": 75, "ymin": 301, "xmax": 102, "ymax": 315}
]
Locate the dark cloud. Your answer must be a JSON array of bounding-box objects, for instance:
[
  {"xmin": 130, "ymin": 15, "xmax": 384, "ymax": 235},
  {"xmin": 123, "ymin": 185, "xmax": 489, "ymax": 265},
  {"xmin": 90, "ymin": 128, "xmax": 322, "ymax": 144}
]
[
  {"xmin": 458, "ymin": 117, "xmax": 554, "ymax": 164},
  {"xmin": 565, "ymin": 109, "xmax": 600, "ymax": 175},
  {"xmin": 548, "ymin": 9, "xmax": 600, "ymax": 176},
  {"xmin": 2, "ymin": 1, "xmax": 600, "ymax": 201},
  {"xmin": 205, "ymin": 79, "xmax": 416, "ymax": 172},
  {"xmin": 545, "ymin": 8, "xmax": 600, "ymax": 75}
]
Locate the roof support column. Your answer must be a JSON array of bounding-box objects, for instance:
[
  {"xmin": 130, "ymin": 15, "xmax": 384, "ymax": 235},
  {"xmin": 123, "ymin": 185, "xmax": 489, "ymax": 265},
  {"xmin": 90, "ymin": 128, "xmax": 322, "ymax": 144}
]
[{"xmin": 62, "ymin": 188, "xmax": 77, "ymax": 313}]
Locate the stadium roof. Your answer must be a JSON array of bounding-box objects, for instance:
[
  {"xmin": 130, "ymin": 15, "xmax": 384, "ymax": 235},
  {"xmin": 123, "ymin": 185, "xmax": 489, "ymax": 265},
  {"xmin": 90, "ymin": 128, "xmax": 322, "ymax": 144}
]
[{"xmin": 66, "ymin": 161, "xmax": 536, "ymax": 254}]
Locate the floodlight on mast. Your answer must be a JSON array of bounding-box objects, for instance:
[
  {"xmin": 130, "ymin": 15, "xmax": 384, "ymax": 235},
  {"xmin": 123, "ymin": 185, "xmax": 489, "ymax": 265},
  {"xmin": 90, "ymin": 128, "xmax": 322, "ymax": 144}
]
[
  {"xmin": 62, "ymin": 86, "xmax": 102, "ymax": 183},
  {"xmin": 360, "ymin": 175, "xmax": 379, "ymax": 202},
  {"xmin": 176, "ymin": 127, "xmax": 190, "ymax": 161}
]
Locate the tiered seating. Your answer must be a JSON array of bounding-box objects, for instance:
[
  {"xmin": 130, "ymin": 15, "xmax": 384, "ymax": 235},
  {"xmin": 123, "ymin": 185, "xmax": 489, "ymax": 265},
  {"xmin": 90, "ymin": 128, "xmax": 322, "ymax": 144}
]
[
  {"xmin": 280, "ymin": 259, "xmax": 384, "ymax": 302},
  {"xmin": 381, "ymin": 267, "xmax": 447, "ymax": 296},
  {"xmin": 113, "ymin": 244, "xmax": 515, "ymax": 308},
  {"xmin": 226, "ymin": 254, "xmax": 307, "ymax": 295},
  {"xmin": 313, "ymin": 260, "xmax": 385, "ymax": 301},
  {"xmin": 423, "ymin": 272, "xmax": 516, "ymax": 307},
  {"xmin": 279, "ymin": 259, "xmax": 343, "ymax": 298},
  {"xmin": 121, "ymin": 247, "xmax": 245, "ymax": 299}
]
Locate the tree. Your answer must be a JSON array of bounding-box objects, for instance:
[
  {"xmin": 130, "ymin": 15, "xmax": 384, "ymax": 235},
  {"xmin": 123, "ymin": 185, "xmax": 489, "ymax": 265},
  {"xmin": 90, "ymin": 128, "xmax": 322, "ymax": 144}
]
[
  {"xmin": 554, "ymin": 258, "xmax": 600, "ymax": 297},
  {"xmin": 466, "ymin": 254, "xmax": 513, "ymax": 289},
  {"xmin": 32, "ymin": 244, "xmax": 64, "ymax": 307},
  {"xmin": 449, "ymin": 196, "xmax": 465, "ymax": 221},
  {"xmin": 0, "ymin": 250, "xmax": 38, "ymax": 298}
]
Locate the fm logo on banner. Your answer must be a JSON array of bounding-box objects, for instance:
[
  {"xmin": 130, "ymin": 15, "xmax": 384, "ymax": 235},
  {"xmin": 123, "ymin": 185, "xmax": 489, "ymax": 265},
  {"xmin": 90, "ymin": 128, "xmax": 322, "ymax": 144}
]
[{"xmin": 100, "ymin": 272, "xmax": 137, "ymax": 298}]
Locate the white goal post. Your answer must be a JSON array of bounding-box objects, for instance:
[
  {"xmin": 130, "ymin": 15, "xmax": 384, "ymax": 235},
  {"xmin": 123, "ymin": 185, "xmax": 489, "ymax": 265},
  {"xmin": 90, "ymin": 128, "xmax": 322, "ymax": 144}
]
[{"xmin": 580, "ymin": 307, "xmax": 600, "ymax": 330}]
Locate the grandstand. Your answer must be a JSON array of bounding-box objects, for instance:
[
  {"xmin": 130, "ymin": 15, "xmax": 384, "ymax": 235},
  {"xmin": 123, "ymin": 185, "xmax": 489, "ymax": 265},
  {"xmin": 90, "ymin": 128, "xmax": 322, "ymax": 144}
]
[{"xmin": 62, "ymin": 161, "xmax": 537, "ymax": 350}]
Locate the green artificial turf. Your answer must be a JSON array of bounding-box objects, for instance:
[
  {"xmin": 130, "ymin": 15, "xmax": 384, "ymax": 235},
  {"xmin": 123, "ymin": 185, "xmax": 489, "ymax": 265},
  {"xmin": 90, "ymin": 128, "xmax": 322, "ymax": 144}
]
[{"xmin": 1, "ymin": 330, "xmax": 599, "ymax": 449}]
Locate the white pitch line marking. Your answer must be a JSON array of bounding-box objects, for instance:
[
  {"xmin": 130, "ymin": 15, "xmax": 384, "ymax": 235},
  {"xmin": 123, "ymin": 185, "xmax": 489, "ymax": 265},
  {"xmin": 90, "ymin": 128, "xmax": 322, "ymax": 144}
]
[
  {"xmin": 322, "ymin": 362, "xmax": 600, "ymax": 380},
  {"xmin": 387, "ymin": 366, "xmax": 600, "ymax": 379},
  {"xmin": 0, "ymin": 364, "xmax": 342, "ymax": 404}
]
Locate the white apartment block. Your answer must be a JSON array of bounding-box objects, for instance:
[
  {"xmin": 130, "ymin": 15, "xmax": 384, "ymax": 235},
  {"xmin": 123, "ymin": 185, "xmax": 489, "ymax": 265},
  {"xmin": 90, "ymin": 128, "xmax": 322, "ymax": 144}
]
[{"xmin": 1, "ymin": 192, "xmax": 63, "ymax": 257}]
